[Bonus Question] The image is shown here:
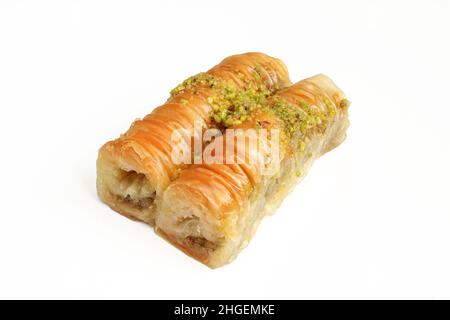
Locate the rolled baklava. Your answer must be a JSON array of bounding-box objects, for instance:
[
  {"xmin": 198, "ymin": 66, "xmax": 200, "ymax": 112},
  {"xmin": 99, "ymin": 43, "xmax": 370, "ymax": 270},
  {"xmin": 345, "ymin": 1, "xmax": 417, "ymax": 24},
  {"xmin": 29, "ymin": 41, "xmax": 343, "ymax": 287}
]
[
  {"xmin": 97, "ymin": 53, "xmax": 291, "ymax": 224},
  {"xmin": 157, "ymin": 74, "xmax": 350, "ymax": 268}
]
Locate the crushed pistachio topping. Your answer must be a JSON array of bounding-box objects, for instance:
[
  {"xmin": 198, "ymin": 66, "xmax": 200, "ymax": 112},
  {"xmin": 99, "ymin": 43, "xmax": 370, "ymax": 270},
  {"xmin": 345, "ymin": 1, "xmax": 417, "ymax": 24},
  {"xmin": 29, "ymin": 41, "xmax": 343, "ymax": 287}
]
[
  {"xmin": 169, "ymin": 66, "xmax": 274, "ymax": 128},
  {"xmin": 270, "ymin": 99, "xmax": 312, "ymax": 137},
  {"xmin": 269, "ymin": 95, "xmax": 338, "ymax": 151},
  {"xmin": 340, "ymin": 98, "xmax": 351, "ymax": 110},
  {"xmin": 320, "ymin": 96, "xmax": 336, "ymax": 117},
  {"xmin": 299, "ymin": 140, "xmax": 306, "ymax": 152},
  {"xmin": 209, "ymin": 84, "xmax": 271, "ymax": 127},
  {"xmin": 170, "ymin": 72, "xmax": 218, "ymax": 97}
]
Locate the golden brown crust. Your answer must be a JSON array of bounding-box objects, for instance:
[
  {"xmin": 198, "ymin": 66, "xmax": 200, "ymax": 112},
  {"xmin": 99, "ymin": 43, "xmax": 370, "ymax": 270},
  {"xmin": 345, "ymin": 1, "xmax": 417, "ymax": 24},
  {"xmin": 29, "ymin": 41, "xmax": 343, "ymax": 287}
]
[
  {"xmin": 159, "ymin": 74, "xmax": 350, "ymax": 268},
  {"xmin": 155, "ymin": 228, "xmax": 211, "ymax": 265},
  {"xmin": 97, "ymin": 53, "xmax": 349, "ymax": 268},
  {"xmin": 97, "ymin": 52, "xmax": 291, "ymax": 224}
]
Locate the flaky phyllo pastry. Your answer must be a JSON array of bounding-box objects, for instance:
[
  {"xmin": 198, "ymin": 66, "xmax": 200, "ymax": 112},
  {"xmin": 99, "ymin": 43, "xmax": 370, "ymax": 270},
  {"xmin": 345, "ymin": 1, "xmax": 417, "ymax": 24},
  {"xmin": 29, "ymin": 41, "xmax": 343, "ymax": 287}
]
[
  {"xmin": 97, "ymin": 53, "xmax": 291, "ymax": 224},
  {"xmin": 97, "ymin": 52, "xmax": 350, "ymax": 268}
]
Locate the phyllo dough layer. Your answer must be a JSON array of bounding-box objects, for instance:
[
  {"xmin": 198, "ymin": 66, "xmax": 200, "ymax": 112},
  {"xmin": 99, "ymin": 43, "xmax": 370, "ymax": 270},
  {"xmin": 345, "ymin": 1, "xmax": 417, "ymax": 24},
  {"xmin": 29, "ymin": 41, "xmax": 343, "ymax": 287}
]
[
  {"xmin": 97, "ymin": 53, "xmax": 291, "ymax": 224},
  {"xmin": 158, "ymin": 74, "xmax": 350, "ymax": 268}
]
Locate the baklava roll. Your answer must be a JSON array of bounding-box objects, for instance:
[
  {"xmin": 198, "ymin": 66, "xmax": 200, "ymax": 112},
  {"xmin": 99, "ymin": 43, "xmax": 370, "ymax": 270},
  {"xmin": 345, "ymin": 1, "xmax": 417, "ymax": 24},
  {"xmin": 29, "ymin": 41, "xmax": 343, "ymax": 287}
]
[
  {"xmin": 96, "ymin": 53, "xmax": 291, "ymax": 224},
  {"xmin": 157, "ymin": 74, "xmax": 350, "ymax": 268}
]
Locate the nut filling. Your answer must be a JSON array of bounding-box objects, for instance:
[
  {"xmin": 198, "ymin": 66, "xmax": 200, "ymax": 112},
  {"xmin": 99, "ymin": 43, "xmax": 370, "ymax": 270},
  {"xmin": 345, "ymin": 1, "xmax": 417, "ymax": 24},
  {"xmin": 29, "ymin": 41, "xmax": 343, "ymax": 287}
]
[
  {"xmin": 122, "ymin": 194, "xmax": 155, "ymax": 209},
  {"xmin": 111, "ymin": 170, "xmax": 156, "ymax": 210},
  {"xmin": 185, "ymin": 236, "xmax": 218, "ymax": 250}
]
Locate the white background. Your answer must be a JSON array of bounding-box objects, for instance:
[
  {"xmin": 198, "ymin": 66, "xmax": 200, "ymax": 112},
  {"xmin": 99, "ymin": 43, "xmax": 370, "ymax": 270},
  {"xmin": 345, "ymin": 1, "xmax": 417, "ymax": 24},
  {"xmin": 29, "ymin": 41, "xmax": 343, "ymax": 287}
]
[{"xmin": 0, "ymin": 0, "xmax": 449, "ymax": 299}]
